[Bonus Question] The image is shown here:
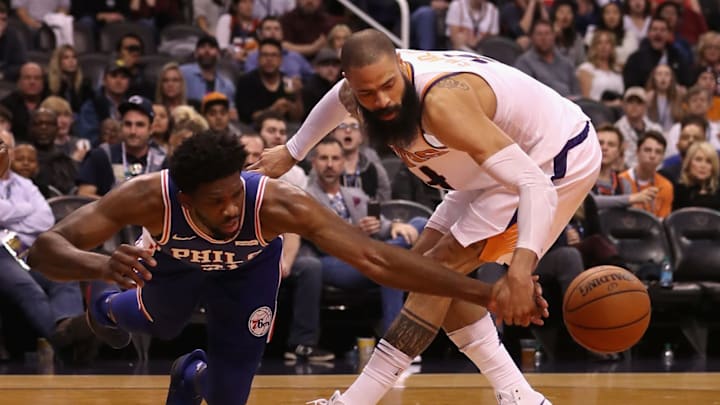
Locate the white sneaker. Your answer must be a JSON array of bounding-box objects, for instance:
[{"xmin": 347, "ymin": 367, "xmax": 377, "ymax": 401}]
[
  {"xmin": 496, "ymin": 387, "xmax": 552, "ymax": 405},
  {"xmin": 306, "ymin": 390, "xmax": 345, "ymax": 405}
]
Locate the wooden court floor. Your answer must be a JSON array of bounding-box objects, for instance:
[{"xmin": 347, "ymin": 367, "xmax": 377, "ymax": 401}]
[{"xmin": 0, "ymin": 373, "xmax": 718, "ymax": 404}]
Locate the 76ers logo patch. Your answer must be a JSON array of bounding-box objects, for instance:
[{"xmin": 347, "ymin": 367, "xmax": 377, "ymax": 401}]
[{"xmin": 248, "ymin": 306, "xmax": 273, "ymax": 337}]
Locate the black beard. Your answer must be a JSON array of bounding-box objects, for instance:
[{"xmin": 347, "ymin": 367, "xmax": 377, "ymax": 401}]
[{"xmin": 359, "ymin": 77, "xmax": 421, "ymax": 150}]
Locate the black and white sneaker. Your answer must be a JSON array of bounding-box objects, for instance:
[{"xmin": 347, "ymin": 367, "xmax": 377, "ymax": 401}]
[{"xmin": 284, "ymin": 345, "xmax": 335, "ymax": 362}]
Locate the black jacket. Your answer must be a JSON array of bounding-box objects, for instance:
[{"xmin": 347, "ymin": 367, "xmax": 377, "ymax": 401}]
[{"xmin": 623, "ymin": 39, "xmax": 692, "ymax": 88}]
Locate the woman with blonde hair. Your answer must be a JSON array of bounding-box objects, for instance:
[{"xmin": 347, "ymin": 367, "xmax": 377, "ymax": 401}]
[
  {"xmin": 673, "ymin": 141, "xmax": 720, "ymax": 210},
  {"xmin": 577, "ymin": 29, "xmax": 624, "ymax": 101},
  {"xmin": 155, "ymin": 62, "xmax": 187, "ymax": 114},
  {"xmin": 47, "ymin": 45, "xmax": 94, "ymax": 112},
  {"xmin": 645, "ymin": 64, "xmax": 685, "ymax": 131},
  {"xmin": 39, "ymin": 96, "xmax": 90, "ymax": 162},
  {"xmin": 327, "ymin": 24, "xmax": 352, "ymax": 56},
  {"xmin": 694, "ymin": 31, "xmax": 720, "ymax": 72},
  {"xmin": 166, "ymin": 105, "xmax": 209, "ymax": 158}
]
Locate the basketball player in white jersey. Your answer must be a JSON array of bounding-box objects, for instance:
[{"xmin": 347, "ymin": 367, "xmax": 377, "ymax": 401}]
[{"xmin": 251, "ymin": 29, "xmax": 601, "ymax": 405}]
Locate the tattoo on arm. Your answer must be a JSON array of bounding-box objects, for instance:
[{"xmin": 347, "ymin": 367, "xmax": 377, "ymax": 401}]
[
  {"xmin": 435, "ymin": 77, "xmax": 470, "ymax": 91},
  {"xmin": 383, "ymin": 308, "xmax": 439, "ymax": 357},
  {"xmin": 339, "ymin": 81, "xmax": 360, "ymax": 118}
]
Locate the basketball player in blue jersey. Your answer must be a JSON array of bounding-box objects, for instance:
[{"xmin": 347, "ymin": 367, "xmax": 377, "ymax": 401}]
[
  {"xmin": 27, "ymin": 131, "xmax": 547, "ymax": 405},
  {"xmin": 252, "ymin": 29, "xmax": 602, "ymax": 404}
]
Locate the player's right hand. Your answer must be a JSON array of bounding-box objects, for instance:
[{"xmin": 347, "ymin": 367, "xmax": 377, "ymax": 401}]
[
  {"xmin": 247, "ymin": 145, "xmax": 296, "ymax": 178},
  {"xmin": 103, "ymin": 244, "xmax": 156, "ymax": 289},
  {"xmin": 488, "ymin": 275, "xmax": 549, "ymax": 327}
]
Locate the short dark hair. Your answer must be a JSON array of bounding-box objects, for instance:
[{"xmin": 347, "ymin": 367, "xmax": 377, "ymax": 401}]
[
  {"xmin": 239, "ymin": 132, "xmax": 266, "ymax": 148},
  {"xmin": 169, "ymin": 131, "xmax": 247, "ymax": 194},
  {"xmin": 595, "ymin": 124, "xmax": 624, "ymax": 145},
  {"xmin": 116, "ymin": 33, "xmax": 144, "ymax": 53},
  {"xmin": 340, "ymin": 29, "xmax": 397, "ymax": 73},
  {"xmin": 530, "ymin": 19, "xmax": 553, "ymax": 35},
  {"xmin": 649, "ymin": 16, "xmax": 670, "ymax": 30},
  {"xmin": 254, "ymin": 110, "xmax": 285, "ymax": 132},
  {"xmin": 680, "ymin": 114, "xmax": 709, "ymax": 132},
  {"xmin": 259, "ymin": 16, "xmax": 281, "ymax": 30},
  {"xmin": 637, "ymin": 130, "xmax": 667, "ymax": 150},
  {"xmin": 258, "ymin": 38, "xmax": 282, "ymax": 53},
  {"xmin": 310, "ymin": 136, "xmax": 343, "ymax": 158}
]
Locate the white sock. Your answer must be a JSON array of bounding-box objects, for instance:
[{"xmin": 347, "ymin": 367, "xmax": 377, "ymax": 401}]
[
  {"xmin": 447, "ymin": 314, "xmax": 532, "ymax": 393},
  {"xmin": 340, "ymin": 339, "xmax": 413, "ymax": 404}
]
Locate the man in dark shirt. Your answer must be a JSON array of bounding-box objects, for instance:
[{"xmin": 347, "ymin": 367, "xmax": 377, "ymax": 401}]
[
  {"xmin": 0, "ymin": 62, "xmax": 48, "ymax": 143},
  {"xmin": 235, "ymin": 38, "xmax": 303, "ymax": 125},
  {"xmin": 280, "ymin": 0, "xmax": 334, "ymax": 58},
  {"xmin": 301, "ymin": 48, "xmax": 341, "ymax": 119},
  {"xmin": 0, "ymin": 3, "xmax": 27, "ymax": 82},
  {"xmin": 76, "ymin": 96, "xmax": 165, "ymax": 197}
]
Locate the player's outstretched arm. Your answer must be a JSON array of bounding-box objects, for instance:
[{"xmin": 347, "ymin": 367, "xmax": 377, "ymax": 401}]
[
  {"xmin": 28, "ymin": 174, "xmax": 162, "ymax": 287},
  {"xmin": 260, "ymin": 180, "xmax": 494, "ymax": 306},
  {"xmin": 248, "ymin": 80, "xmax": 350, "ymax": 178}
]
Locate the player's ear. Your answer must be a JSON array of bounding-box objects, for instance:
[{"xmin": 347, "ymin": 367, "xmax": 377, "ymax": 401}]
[{"xmin": 396, "ymin": 53, "xmax": 403, "ymax": 66}]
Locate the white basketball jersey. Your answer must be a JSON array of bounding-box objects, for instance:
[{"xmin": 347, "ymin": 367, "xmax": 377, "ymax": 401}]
[{"xmin": 393, "ymin": 50, "xmax": 590, "ymax": 191}]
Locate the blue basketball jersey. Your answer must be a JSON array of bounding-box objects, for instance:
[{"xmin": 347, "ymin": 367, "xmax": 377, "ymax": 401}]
[{"xmin": 141, "ymin": 170, "xmax": 281, "ymax": 272}]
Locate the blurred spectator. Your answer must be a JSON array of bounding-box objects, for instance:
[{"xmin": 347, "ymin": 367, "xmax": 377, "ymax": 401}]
[
  {"xmin": 0, "ymin": 129, "xmax": 89, "ymax": 363},
  {"xmin": 202, "ymin": 91, "xmax": 240, "ymax": 135},
  {"xmin": 239, "ymin": 132, "xmax": 264, "ymax": 167},
  {"xmin": 301, "ymin": 48, "xmax": 341, "ymax": 119},
  {"xmin": 552, "ymin": 0, "xmax": 585, "ymax": 67},
  {"xmin": 665, "ymin": 0, "xmax": 707, "ymax": 46},
  {"xmin": 327, "ymin": 23, "xmax": 352, "ymax": 55},
  {"xmin": 577, "ymin": 29, "xmax": 624, "ymax": 102},
  {"xmin": 195, "ymin": 0, "xmax": 230, "ymax": 35},
  {"xmin": 694, "ymin": 31, "xmax": 720, "ymax": 73},
  {"xmin": 39, "ymin": 96, "xmax": 89, "ymax": 163},
  {"xmin": 515, "ymin": 20, "xmax": 580, "ymax": 98},
  {"xmin": 252, "ymin": 0, "xmax": 295, "ymax": 20},
  {"xmin": 217, "ymin": 0, "xmax": 259, "ymax": 65},
  {"xmin": 128, "ymin": 0, "xmax": 180, "ymax": 31},
  {"xmin": 500, "ymin": 0, "xmax": 549, "ymax": 49},
  {"xmin": 0, "ymin": 104, "xmax": 10, "ymax": 130},
  {"xmin": 99, "ymin": 118, "xmax": 121, "ymax": 145},
  {"xmin": 280, "ymin": 0, "xmax": 333, "ymax": 58},
  {"xmin": 329, "ymin": 115, "xmax": 391, "ymax": 201},
  {"xmin": 244, "ymin": 16, "xmax": 314, "ymax": 79},
  {"xmin": 672, "ymin": 141, "xmax": 720, "ymax": 210},
  {"xmin": 410, "ymin": 1, "xmax": 450, "ymax": 51},
  {"xmin": 155, "ymin": 62, "xmax": 187, "ymax": 115},
  {"xmin": 76, "ymin": 96, "xmax": 165, "ymax": 197},
  {"xmin": 660, "ymin": 114, "xmax": 708, "ymax": 183},
  {"xmin": 446, "ymin": 0, "xmax": 499, "ymax": 52},
  {"xmin": 665, "ymin": 86, "xmax": 720, "ymax": 156},
  {"xmin": 151, "ymin": 103, "xmax": 170, "ymax": 152},
  {"xmin": 71, "ymin": 0, "xmax": 130, "ymax": 34},
  {"xmin": 653, "ymin": 2, "xmax": 692, "ymax": 62},
  {"xmin": 623, "ymin": 17, "xmax": 692, "ymax": 89},
  {"xmin": 615, "ymin": 86, "xmax": 663, "ymax": 167},
  {"xmin": 47, "ymin": 45, "xmax": 93, "ymax": 113},
  {"xmin": 165, "ymin": 105, "xmax": 208, "ymax": 158},
  {"xmin": 645, "ymin": 63, "xmax": 685, "ymax": 131},
  {"xmin": 115, "ymin": 33, "xmax": 154, "ymax": 99},
  {"xmin": 306, "ymin": 138, "xmax": 424, "ymax": 334},
  {"xmin": 592, "ymin": 124, "xmax": 638, "ymax": 209},
  {"xmin": 693, "ymin": 67, "xmax": 720, "ymax": 121},
  {"xmin": 76, "ymin": 60, "xmax": 131, "ymax": 145},
  {"xmin": 12, "ymin": 0, "xmax": 68, "ymax": 31},
  {"xmin": 180, "ymin": 35, "xmax": 237, "ymax": 114},
  {"xmin": 575, "ymin": 0, "xmax": 600, "ymax": 36},
  {"xmin": 236, "ymin": 38, "xmax": 303, "ymax": 124},
  {"xmin": 622, "ymin": 0, "xmax": 651, "ymax": 43},
  {"xmin": 0, "ymin": 62, "xmax": 48, "ymax": 143},
  {"xmin": 28, "ymin": 108, "xmax": 77, "ymax": 194},
  {"xmin": 586, "ymin": 2, "xmax": 639, "ymax": 67},
  {"xmin": 10, "ymin": 142, "xmax": 53, "ymax": 197},
  {"xmin": 0, "ymin": 3, "xmax": 27, "ymax": 82},
  {"xmin": 619, "ymin": 130, "xmax": 674, "ymax": 218},
  {"xmin": 256, "ymin": 110, "xmax": 307, "ymax": 187}
]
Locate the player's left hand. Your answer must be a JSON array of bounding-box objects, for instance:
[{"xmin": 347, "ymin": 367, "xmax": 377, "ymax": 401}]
[{"xmin": 490, "ymin": 273, "xmax": 548, "ymax": 327}]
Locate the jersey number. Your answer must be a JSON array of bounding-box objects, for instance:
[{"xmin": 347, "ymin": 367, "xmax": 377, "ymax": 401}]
[
  {"xmin": 443, "ymin": 53, "xmax": 495, "ymax": 65},
  {"xmin": 419, "ymin": 166, "xmax": 454, "ymax": 190}
]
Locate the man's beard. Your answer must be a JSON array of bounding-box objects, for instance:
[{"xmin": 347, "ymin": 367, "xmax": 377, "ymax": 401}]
[
  {"xmin": 198, "ymin": 55, "xmax": 217, "ymax": 70},
  {"xmin": 358, "ymin": 77, "xmax": 421, "ymax": 150}
]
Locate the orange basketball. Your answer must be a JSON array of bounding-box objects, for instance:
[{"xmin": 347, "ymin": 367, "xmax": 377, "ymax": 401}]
[{"xmin": 563, "ymin": 265, "xmax": 651, "ymax": 354}]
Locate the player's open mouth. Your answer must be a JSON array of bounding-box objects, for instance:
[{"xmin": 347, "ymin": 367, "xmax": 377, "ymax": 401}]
[
  {"xmin": 380, "ymin": 111, "xmax": 398, "ymax": 120},
  {"xmin": 222, "ymin": 219, "xmax": 240, "ymax": 233}
]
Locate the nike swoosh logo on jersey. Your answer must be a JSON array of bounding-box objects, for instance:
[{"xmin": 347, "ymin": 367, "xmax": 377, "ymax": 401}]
[
  {"xmin": 171, "ymin": 234, "xmax": 197, "ymax": 241},
  {"xmin": 235, "ymin": 240, "xmax": 259, "ymax": 246}
]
